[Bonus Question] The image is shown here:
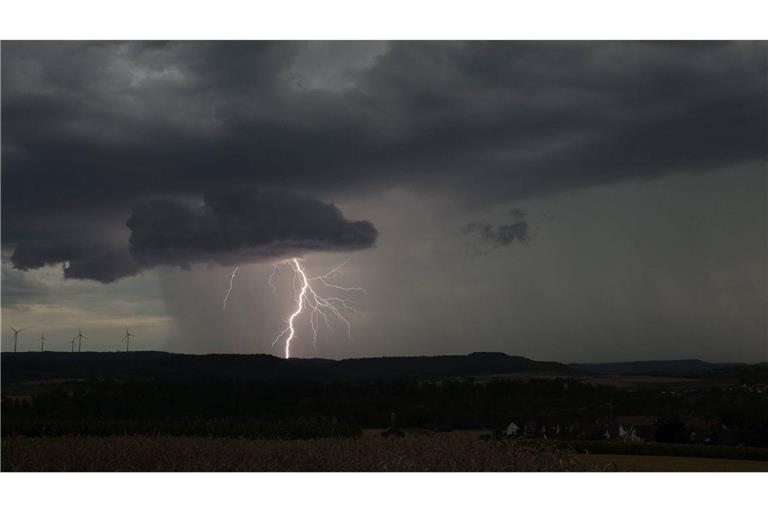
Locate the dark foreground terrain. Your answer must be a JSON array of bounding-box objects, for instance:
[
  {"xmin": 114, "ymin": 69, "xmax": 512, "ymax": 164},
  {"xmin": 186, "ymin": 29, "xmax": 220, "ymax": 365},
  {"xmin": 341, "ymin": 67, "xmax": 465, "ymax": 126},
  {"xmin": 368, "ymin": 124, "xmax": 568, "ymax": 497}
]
[
  {"xmin": 3, "ymin": 351, "xmax": 767, "ymax": 471},
  {"xmin": 6, "ymin": 434, "xmax": 768, "ymax": 472},
  {"xmin": 2, "ymin": 434, "xmax": 596, "ymax": 472}
]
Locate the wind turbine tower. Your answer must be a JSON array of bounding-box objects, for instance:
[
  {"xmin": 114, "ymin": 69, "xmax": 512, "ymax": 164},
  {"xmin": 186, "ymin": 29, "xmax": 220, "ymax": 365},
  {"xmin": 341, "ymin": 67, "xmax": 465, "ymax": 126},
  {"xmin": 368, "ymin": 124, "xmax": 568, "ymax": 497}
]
[
  {"xmin": 75, "ymin": 328, "xmax": 87, "ymax": 352},
  {"xmin": 40, "ymin": 334, "xmax": 48, "ymax": 352},
  {"xmin": 9, "ymin": 327, "xmax": 25, "ymax": 353},
  {"xmin": 122, "ymin": 328, "xmax": 135, "ymax": 352}
]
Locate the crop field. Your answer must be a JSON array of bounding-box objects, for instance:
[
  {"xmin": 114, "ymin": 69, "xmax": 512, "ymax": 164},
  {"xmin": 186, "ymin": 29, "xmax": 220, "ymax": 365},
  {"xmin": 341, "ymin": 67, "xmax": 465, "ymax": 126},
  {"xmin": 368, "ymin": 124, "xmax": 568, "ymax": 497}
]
[
  {"xmin": 2, "ymin": 434, "xmax": 602, "ymax": 472},
  {"xmin": 577, "ymin": 454, "xmax": 768, "ymax": 471},
  {"xmin": 538, "ymin": 439, "xmax": 768, "ymax": 461}
]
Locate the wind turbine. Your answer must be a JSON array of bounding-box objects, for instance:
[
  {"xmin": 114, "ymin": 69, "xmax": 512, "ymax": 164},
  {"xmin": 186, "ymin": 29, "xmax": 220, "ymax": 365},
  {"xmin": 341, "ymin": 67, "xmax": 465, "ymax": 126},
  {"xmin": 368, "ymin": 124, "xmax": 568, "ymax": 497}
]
[
  {"xmin": 122, "ymin": 328, "xmax": 135, "ymax": 352},
  {"xmin": 40, "ymin": 334, "xmax": 48, "ymax": 352},
  {"xmin": 9, "ymin": 327, "xmax": 25, "ymax": 353},
  {"xmin": 74, "ymin": 328, "xmax": 87, "ymax": 352},
  {"xmin": 68, "ymin": 336, "xmax": 76, "ymax": 352}
]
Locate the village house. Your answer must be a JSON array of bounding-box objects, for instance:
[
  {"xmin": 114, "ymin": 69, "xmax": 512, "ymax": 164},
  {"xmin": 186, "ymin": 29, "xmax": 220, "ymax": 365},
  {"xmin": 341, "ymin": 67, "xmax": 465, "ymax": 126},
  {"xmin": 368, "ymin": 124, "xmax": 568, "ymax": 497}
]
[
  {"xmin": 616, "ymin": 416, "xmax": 657, "ymax": 442},
  {"xmin": 686, "ymin": 417, "xmax": 712, "ymax": 443},
  {"xmin": 503, "ymin": 421, "xmax": 519, "ymax": 437}
]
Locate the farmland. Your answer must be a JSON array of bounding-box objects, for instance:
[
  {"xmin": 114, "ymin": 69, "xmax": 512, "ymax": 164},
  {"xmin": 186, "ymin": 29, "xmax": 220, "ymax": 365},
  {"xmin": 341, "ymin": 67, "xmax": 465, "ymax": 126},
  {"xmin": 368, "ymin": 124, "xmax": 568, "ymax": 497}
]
[
  {"xmin": 3, "ymin": 352, "xmax": 767, "ymax": 472},
  {"xmin": 576, "ymin": 454, "xmax": 768, "ymax": 472},
  {"xmin": 1, "ymin": 434, "xmax": 599, "ymax": 472}
]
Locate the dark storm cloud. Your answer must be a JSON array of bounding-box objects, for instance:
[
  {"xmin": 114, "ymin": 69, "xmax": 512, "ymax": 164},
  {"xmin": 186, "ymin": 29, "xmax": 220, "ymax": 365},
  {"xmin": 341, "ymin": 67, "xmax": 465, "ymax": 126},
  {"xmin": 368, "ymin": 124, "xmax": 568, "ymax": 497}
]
[
  {"xmin": 463, "ymin": 208, "xmax": 530, "ymax": 252},
  {"xmin": 2, "ymin": 41, "xmax": 765, "ymax": 282},
  {"xmin": 127, "ymin": 188, "xmax": 377, "ymax": 268},
  {"xmin": 8, "ymin": 188, "xmax": 376, "ymax": 282},
  {"xmin": 10, "ymin": 241, "xmax": 142, "ymax": 283},
  {"xmin": 463, "ymin": 221, "xmax": 530, "ymax": 247}
]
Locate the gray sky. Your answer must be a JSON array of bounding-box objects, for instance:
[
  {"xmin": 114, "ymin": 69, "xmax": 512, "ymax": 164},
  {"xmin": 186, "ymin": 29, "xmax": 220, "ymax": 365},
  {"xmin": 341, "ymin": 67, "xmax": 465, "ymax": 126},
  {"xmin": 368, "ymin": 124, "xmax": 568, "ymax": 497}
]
[{"xmin": 2, "ymin": 41, "xmax": 766, "ymax": 362}]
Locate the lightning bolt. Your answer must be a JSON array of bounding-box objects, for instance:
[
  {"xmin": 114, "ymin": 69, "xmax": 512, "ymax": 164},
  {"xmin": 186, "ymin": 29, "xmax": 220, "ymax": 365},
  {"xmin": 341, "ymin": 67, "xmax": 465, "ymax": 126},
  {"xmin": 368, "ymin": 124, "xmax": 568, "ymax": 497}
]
[
  {"xmin": 222, "ymin": 266, "xmax": 239, "ymax": 310},
  {"xmin": 271, "ymin": 258, "xmax": 362, "ymax": 359}
]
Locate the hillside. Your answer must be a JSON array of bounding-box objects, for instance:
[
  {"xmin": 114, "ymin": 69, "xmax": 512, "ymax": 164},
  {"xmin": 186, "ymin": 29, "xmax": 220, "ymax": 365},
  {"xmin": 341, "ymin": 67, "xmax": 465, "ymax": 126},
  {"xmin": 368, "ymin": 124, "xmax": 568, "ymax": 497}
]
[{"xmin": 1, "ymin": 351, "xmax": 577, "ymax": 383}]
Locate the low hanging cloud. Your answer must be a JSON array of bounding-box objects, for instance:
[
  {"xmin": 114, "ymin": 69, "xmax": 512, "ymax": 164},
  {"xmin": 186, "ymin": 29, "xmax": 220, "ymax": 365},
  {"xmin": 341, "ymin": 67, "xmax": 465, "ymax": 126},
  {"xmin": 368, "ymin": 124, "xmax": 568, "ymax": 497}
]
[
  {"xmin": 463, "ymin": 208, "xmax": 530, "ymax": 254},
  {"xmin": 10, "ymin": 242, "xmax": 142, "ymax": 283},
  {"xmin": 127, "ymin": 188, "xmax": 378, "ymax": 268},
  {"xmin": 9, "ymin": 188, "xmax": 378, "ymax": 283}
]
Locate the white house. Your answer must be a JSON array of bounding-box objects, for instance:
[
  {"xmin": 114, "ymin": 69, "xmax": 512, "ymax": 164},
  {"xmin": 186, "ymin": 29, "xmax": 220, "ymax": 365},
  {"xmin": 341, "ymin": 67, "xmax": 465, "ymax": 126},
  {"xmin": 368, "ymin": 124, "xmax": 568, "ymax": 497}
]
[{"xmin": 503, "ymin": 422, "xmax": 520, "ymax": 437}]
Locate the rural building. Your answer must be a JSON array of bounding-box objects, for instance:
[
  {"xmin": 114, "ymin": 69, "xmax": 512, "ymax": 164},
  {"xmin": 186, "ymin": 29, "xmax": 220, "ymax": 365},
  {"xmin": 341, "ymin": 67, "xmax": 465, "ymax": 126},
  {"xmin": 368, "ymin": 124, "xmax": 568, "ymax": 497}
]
[
  {"xmin": 616, "ymin": 416, "xmax": 657, "ymax": 441},
  {"xmin": 503, "ymin": 421, "xmax": 519, "ymax": 437}
]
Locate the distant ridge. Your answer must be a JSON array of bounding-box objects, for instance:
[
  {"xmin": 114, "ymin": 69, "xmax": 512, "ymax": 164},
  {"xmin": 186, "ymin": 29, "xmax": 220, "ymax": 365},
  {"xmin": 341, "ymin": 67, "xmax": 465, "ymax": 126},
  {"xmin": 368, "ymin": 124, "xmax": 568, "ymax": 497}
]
[
  {"xmin": 1, "ymin": 351, "xmax": 577, "ymax": 383},
  {"xmin": 569, "ymin": 359, "xmax": 747, "ymax": 375}
]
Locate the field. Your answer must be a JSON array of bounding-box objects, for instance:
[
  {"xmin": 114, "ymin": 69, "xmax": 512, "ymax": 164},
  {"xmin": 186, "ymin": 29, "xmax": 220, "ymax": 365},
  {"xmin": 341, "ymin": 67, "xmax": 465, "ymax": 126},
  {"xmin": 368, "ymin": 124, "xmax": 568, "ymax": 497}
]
[
  {"xmin": 2, "ymin": 434, "xmax": 601, "ymax": 472},
  {"xmin": 538, "ymin": 439, "xmax": 768, "ymax": 461},
  {"xmin": 4, "ymin": 353, "xmax": 767, "ymax": 472},
  {"xmin": 583, "ymin": 375, "xmax": 735, "ymax": 388},
  {"xmin": 8, "ymin": 433, "xmax": 767, "ymax": 472},
  {"xmin": 577, "ymin": 454, "xmax": 768, "ymax": 471}
]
